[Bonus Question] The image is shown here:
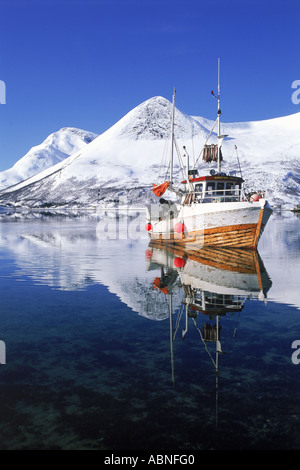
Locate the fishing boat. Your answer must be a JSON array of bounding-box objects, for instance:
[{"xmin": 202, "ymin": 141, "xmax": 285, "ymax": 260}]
[{"xmin": 145, "ymin": 60, "xmax": 272, "ymax": 249}]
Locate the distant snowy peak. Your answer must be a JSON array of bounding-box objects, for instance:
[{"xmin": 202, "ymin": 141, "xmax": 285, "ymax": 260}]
[
  {"xmin": 40, "ymin": 127, "xmax": 97, "ymax": 152},
  {"xmin": 111, "ymin": 96, "xmax": 208, "ymax": 140},
  {"xmin": 0, "ymin": 127, "xmax": 98, "ymax": 190}
]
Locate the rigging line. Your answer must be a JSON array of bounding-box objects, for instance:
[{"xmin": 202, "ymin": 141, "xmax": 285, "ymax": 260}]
[
  {"xmin": 192, "ymin": 317, "xmax": 217, "ymax": 369},
  {"xmin": 161, "ymin": 140, "xmax": 167, "ymax": 169},
  {"xmin": 173, "ymin": 303, "xmax": 185, "ymax": 341},
  {"xmin": 158, "ymin": 138, "xmax": 171, "ymax": 182},
  {"xmin": 235, "ymin": 145, "xmax": 243, "ymax": 179},
  {"xmin": 160, "ymin": 142, "xmax": 169, "ymax": 181},
  {"xmin": 191, "ymin": 122, "xmax": 195, "ymax": 167},
  {"xmin": 194, "ymin": 117, "xmax": 218, "ymax": 168},
  {"xmin": 159, "ymin": 116, "xmax": 173, "ymax": 182},
  {"xmin": 163, "ymin": 160, "xmax": 171, "ymax": 182},
  {"xmin": 174, "ymin": 136, "xmax": 186, "ymax": 181},
  {"xmin": 233, "ymin": 311, "xmax": 241, "ymax": 340}
]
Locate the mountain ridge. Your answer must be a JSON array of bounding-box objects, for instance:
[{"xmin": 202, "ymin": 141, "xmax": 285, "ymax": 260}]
[
  {"xmin": 0, "ymin": 127, "xmax": 98, "ymax": 190},
  {"xmin": 0, "ymin": 96, "xmax": 299, "ymax": 209}
]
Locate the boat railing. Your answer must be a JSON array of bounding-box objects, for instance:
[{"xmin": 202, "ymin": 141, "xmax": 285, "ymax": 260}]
[
  {"xmin": 182, "ymin": 188, "xmax": 268, "ymax": 205},
  {"xmin": 194, "ymin": 187, "xmax": 245, "ymax": 203}
]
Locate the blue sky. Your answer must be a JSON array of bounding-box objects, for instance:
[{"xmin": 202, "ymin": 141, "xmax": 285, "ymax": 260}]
[{"xmin": 0, "ymin": 0, "xmax": 299, "ymax": 170}]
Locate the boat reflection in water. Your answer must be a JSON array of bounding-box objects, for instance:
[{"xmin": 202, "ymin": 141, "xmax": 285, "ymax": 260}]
[{"xmin": 145, "ymin": 243, "xmax": 272, "ymax": 422}]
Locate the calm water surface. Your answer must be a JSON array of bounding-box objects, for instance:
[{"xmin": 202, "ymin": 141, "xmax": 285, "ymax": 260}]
[{"xmin": 0, "ymin": 209, "xmax": 299, "ymax": 450}]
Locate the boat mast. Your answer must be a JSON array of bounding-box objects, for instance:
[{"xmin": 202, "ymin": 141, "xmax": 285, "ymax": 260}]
[
  {"xmin": 170, "ymin": 87, "xmax": 176, "ymax": 183},
  {"xmin": 217, "ymin": 58, "xmax": 221, "ymax": 173}
]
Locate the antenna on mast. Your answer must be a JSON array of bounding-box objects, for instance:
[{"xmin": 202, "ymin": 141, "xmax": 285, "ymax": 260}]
[
  {"xmin": 211, "ymin": 58, "xmax": 222, "ymax": 173},
  {"xmin": 217, "ymin": 58, "xmax": 221, "ymax": 173},
  {"xmin": 170, "ymin": 87, "xmax": 176, "ymax": 183}
]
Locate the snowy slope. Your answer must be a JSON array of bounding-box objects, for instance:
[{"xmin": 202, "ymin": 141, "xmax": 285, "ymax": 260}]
[
  {"xmin": 0, "ymin": 96, "xmax": 299, "ymax": 209},
  {"xmin": 194, "ymin": 112, "xmax": 300, "ymax": 163},
  {"xmin": 0, "ymin": 127, "xmax": 98, "ymax": 190},
  {"xmin": 194, "ymin": 112, "xmax": 300, "ymax": 207}
]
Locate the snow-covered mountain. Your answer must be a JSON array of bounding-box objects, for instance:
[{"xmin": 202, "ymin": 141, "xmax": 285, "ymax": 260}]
[
  {"xmin": 0, "ymin": 127, "xmax": 98, "ymax": 190},
  {"xmin": 0, "ymin": 96, "xmax": 299, "ymax": 209}
]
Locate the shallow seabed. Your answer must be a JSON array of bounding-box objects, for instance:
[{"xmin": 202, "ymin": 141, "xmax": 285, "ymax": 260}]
[{"xmin": 0, "ymin": 210, "xmax": 299, "ymax": 450}]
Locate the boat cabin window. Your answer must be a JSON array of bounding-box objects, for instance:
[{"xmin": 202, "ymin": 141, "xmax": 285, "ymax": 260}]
[
  {"xmin": 226, "ymin": 182, "xmax": 233, "ymax": 195},
  {"xmin": 195, "ymin": 183, "xmax": 203, "ymax": 193},
  {"xmin": 196, "ymin": 179, "xmax": 242, "ymax": 202},
  {"xmin": 235, "ymin": 183, "xmax": 241, "ymax": 195},
  {"xmin": 206, "ymin": 182, "xmax": 215, "ymax": 195},
  {"xmin": 194, "ymin": 183, "xmax": 203, "ymax": 201},
  {"xmin": 216, "ymin": 182, "xmax": 225, "ymax": 194}
]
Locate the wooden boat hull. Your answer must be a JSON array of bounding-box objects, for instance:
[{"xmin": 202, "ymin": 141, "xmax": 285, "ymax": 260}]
[{"xmin": 147, "ymin": 200, "xmax": 272, "ymax": 249}]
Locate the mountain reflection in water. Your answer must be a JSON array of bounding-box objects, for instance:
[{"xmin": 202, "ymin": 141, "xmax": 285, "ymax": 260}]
[{"xmin": 0, "ymin": 213, "xmax": 300, "ymax": 450}]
